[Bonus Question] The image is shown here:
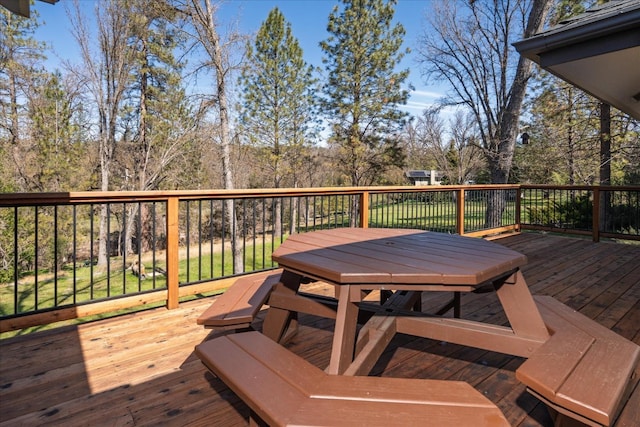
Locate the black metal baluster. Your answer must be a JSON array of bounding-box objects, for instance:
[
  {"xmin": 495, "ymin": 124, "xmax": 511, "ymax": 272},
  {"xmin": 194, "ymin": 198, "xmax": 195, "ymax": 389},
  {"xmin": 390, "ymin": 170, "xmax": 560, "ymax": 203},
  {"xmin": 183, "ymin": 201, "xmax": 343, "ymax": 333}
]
[
  {"xmin": 54, "ymin": 205, "xmax": 58, "ymax": 306},
  {"xmin": 34, "ymin": 207, "xmax": 39, "ymax": 309}
]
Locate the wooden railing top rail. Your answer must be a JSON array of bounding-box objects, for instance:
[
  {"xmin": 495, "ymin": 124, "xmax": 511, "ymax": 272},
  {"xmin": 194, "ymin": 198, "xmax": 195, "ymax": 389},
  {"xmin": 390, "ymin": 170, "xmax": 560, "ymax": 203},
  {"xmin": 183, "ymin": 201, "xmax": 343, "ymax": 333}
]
[
  {"xmin": 4, "ymin": 184, "xmax": 639, "ymax": 207},
  {"xmin": 521, "ymin": 184, "xmax": 640, "ymax": 191},
  {"xmin": 0, "ymin": 185, "xmax": 521, "ymax": 206}
]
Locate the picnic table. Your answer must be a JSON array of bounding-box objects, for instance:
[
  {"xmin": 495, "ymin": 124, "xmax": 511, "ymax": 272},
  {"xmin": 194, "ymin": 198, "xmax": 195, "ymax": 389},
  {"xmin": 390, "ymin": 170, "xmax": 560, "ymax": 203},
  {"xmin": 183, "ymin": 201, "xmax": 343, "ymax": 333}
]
[
  {"xmin": 197, "ymin": 227, "xmax": 639, "ymax": 426},
  {"xmin": 263, "ymin": 227, "xmax": 551, "ymax": 375}
]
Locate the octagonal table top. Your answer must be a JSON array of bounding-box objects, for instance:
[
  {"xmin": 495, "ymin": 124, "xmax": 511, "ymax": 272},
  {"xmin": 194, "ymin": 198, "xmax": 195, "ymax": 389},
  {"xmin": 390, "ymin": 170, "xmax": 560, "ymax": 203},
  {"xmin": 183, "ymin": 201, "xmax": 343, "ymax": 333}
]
[{"xmin": 272, "ymin": 228, "xmax": 527, "ymax": 286}]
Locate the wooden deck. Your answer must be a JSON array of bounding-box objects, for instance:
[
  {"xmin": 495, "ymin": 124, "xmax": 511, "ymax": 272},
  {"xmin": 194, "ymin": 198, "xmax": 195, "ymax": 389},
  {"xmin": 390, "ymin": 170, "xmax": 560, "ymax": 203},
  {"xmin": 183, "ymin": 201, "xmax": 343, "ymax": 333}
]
[{"xmin": 1, "ymin": 232, "xmax": 639, "ymax": 426}]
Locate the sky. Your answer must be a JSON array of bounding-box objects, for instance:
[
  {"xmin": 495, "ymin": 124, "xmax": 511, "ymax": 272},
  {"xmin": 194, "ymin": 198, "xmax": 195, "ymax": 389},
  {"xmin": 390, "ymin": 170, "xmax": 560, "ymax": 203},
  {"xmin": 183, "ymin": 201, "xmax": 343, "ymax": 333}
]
[{"xmin": 31, "ymin": 0, "xmax": 446, "ymax": 116}]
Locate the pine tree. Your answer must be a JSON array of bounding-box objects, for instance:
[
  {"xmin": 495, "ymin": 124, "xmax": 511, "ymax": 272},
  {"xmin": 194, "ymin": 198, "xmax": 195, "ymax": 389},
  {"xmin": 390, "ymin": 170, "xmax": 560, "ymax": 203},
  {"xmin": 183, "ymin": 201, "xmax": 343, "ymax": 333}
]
[
  {"xmin": 26, "ymin": 71, "xmax": 87, "ymax": 191},
  {"xmin": 239, "ymin": 7, "xmax": 319, "ymax": 236},
  {"xmin": 0, "ymin": 9, "xmax": 45, "ymax": 146},
  {"xmin": 520, "ymin": 77, "xmax": 599, "ymax": 185},
  {"xmin": 123, "ymin": 0, "xmax": 188, "ymax": 191},
  {"xmin": 320, "ymin": 0, "xmax": 410, "ymax": 187},
  {"xmin": 0, "ymin": 8, "xmax": 46, "ymax": 191},
  {"xmin": 239, "ymin": 7, "xmax": 318, "ymax": 190}
]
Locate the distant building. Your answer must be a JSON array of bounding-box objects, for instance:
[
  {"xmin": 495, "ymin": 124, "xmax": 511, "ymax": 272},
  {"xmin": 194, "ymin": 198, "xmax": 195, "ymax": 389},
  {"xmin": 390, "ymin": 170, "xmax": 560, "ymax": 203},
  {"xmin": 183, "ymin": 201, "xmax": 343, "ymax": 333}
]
[{"xmin": 405, "ymin": 170, "xmax": 444, "ymax": 186}]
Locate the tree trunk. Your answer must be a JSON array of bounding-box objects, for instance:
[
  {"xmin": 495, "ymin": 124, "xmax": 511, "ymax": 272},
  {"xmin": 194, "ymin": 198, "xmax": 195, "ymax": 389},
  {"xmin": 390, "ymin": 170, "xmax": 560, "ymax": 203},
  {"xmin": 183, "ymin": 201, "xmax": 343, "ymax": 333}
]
[
  {"xmin": 98, "ymin": 131, "xmax": 111, "ymax": 268},
  {"xmin": 599, "ymin": 102, "xmax": 612, "ymax": 233},
  {"xmin": 273, "ymin": 166, "xmax": 282, "ymax": 238},
  {"xmin": 599, "ymin": 103, "xmax": 611, "ymax": 186},
  {"xmin": 274, "ymin": 198, "xmax": 282, "ymax": 238},
  {"xmin": 484, "ymin": 0, "xmax": 553, "ymax": 229},
  {"xmin": 9, "ymin": 73, "xmax": 19, "ymax": 145},
  {"xmin": 191, "ymin": 0, "xmax": 243, "ymax": 273},
  {"xmin": 289, "ymin": 195, "xmax": 298, "ymax": 235},
  {"xmin": 568, "ymin": 87, "xmax": 575, "ymax": 185}
]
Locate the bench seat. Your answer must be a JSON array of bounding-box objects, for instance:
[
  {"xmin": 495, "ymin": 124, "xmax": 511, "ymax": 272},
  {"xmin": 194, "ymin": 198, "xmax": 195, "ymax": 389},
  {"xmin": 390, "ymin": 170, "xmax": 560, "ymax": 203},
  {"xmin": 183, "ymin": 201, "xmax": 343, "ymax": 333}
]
[
  {"xmin": 516, "ymin": 296, "xmax": 640, "ymax": 427},
  {"xmin": 197, "ymin": 270, "xmax": 282, "ymax": 330},
  {"xmin": 195, "ymin": 331, "xmax": 509, "ymax": 427}
]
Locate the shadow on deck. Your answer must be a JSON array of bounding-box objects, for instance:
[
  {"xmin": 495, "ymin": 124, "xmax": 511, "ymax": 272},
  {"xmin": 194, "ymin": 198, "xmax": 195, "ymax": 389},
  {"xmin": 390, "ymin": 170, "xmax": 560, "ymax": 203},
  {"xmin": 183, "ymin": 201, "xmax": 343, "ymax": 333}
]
[{"xmin": 1, "ymin": 232, "xmax": 639, "ymax": 426}]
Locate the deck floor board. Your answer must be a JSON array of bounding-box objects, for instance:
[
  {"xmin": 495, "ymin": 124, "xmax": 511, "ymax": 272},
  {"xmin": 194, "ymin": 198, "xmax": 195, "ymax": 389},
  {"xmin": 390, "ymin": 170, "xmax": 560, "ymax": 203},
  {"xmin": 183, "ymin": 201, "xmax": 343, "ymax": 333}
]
[{"xmin": 1, "ymin": 232, "xmax": 638, "ymax": 426}]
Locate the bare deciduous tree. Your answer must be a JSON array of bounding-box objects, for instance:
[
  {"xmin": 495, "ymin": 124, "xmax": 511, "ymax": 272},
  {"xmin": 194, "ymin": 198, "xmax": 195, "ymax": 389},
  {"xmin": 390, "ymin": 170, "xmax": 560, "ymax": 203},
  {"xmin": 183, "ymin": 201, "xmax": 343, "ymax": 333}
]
[
  {"xmin": 173, "ymin": 0, "xmax": 245, "ymax": 273},
  {"xmin": 418, "ymin": 0, "xmax": 552, "ymax": 226},
  {"xmin": 407, "ymin": 108, "xmax": 485, "ymax": 185},
  {"xmin": 68, "ymin": 0, "xmax": 136, "ymax": 267}
]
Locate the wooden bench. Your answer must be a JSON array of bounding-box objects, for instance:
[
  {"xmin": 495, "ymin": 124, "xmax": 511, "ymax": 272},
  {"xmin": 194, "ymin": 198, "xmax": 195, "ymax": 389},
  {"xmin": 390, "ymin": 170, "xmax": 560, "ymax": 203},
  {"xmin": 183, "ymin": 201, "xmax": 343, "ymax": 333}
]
[
  {"xmin": 197, "ymin": 270, "xmax": 282, "ymax": 330},
  {"xmin": 516, "ymin": 296, "xmax": 640, "ymax": 427},
  {"xmin": 195, "ymin": 331, "xmax": 510, "ymax": 426}
]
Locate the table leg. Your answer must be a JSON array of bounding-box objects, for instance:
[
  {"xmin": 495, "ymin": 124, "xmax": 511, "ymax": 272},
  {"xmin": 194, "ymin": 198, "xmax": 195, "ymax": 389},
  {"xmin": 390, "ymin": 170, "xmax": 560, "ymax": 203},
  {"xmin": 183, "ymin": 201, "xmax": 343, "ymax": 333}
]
[
  {"xmin": 327, "ymin": 284, "xmax": 359, "ymax": 375},
  {"xmin": 380, "ymin": 290, "xmax": 392, "ymax": 305},
  {"xmin": 434, "ymin": 292, "xmax": 460, "ymax": 317},
  {"xmin": 495, "ymin": 269, "xmax": 549, "ymax": 341},
  {"xmin": 413, "ymin": 292, "xmax": 423, "ymax": 312},
  {"xmin": 263, "ymin": 270, "xmax": 302, "ymax": 343}
]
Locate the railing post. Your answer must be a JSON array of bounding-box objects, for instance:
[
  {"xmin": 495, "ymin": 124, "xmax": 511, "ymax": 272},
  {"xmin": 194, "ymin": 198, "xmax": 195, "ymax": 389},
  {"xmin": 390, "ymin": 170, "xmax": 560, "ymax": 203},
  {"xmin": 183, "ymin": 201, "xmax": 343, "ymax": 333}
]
[
  {"xmin": 359, "ymin": 191, "xmax": 369, "ymax": 228},
  {"xmin": 515, "ymin": 186, "xmax": 522, "ymax": 232},
  {"xmin": 592, "ymin": 186, "xmax": 600, "ymax": 242},
  {"xmin": 166, "ymin": 196, "xmax": 180, "ymax": 309},
  {"xmin": 456, "ymin": 188, "xmax": 465, "ymax": 235}
]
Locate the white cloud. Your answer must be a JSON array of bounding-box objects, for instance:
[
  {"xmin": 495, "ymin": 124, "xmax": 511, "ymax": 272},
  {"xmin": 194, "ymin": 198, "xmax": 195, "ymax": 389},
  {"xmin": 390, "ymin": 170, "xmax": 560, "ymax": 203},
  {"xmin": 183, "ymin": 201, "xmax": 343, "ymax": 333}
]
[
  {"xmin": 410, "ymin": 89, "xmax": 444, "ymax": 99},
  {"xmin": 402, "ymin": 100, "xmax": 437, "ymax": 112}
]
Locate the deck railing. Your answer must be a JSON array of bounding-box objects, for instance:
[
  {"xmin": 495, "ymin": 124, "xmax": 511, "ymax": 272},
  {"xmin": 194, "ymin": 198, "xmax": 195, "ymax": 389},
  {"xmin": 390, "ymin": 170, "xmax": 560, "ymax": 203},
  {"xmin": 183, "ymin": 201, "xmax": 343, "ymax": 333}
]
[
  {"xmin": 1, "ymin": 184, "xmax": 638, "ymax": 333},
  {"xmin": 520, "ymin": 185, "xmax": 640, "ymax": 241}
]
